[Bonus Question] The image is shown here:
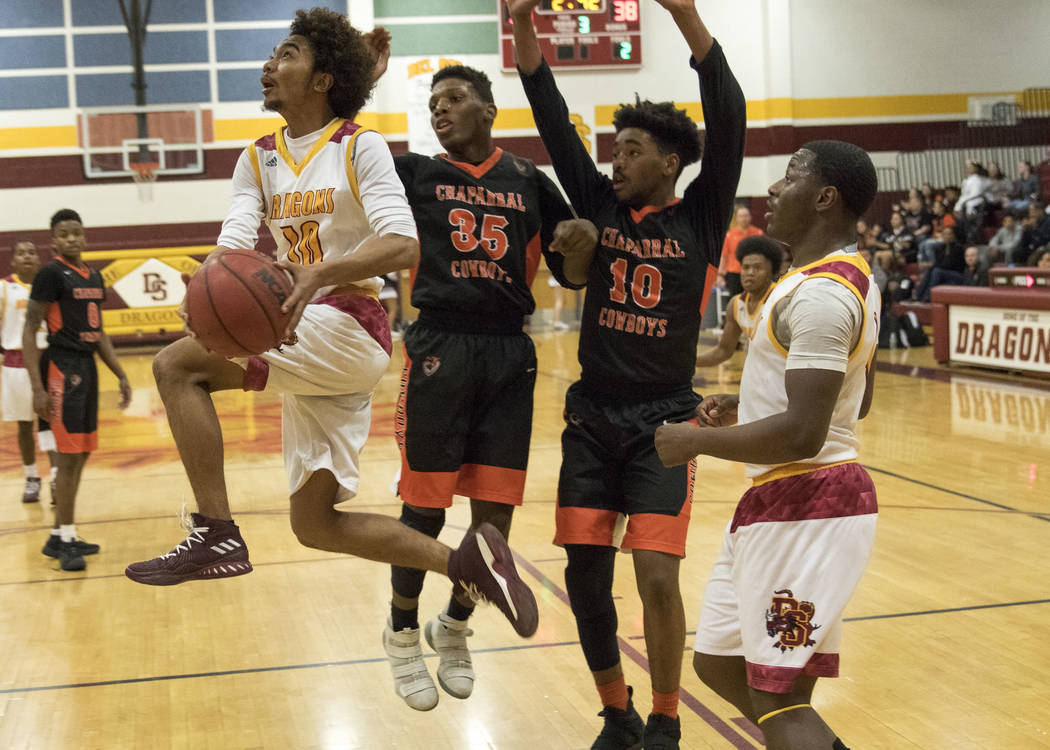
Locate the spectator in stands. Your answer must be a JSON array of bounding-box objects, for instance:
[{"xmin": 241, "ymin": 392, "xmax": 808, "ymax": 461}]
[
  {"xmin": 1027, "ymin": 247, "xmax": 1050, "ymax": 270},
  {"xmin": 915, "ymin": 224, "xmax": 965, "ymax": 301},
  {"xmin": 716, "ymin": 205, "xmax": 763, "ymax": 296},
  {"xmin": 920, "ymin": 182, "xmax": 935, "ymax": 207},
  {"xmin": 883, "ymin": 210, "xmax": 914, "ymax": 266},
  {"xmin": 986, "ymin": 162, "xmax": 1012, "ymax": 207},
  {"xmin": 858, "ymin": 245, "xmax": 888, "ymax": 295},
  {"xmin": 918, "ymin": 245, "xmax": 986, "ymax": 301},
  {"xmin": 1007, "ymin": 160, "xmax": 1041, "ymax": 213},
  {"xmin": 917, "ymin": 200, "xmax": 958, "ymax": 269},
  {"xmin": 956, "ymin": 160, "xmax": 990, "ymax": 217},
  {"xmin": 902, "ymin": 193, "xmax": 933, "ymax": 245},
  {"xmin": 1019, "ymin": 202, "xmax": 1050, "ymax": 260},
  {"xmin": 989, "ymin": 213, "xmax": 1023, "ymax": 264},
  {"xmin": 942, "ymin": 185, "xmax": 961, "ymax": 214}
]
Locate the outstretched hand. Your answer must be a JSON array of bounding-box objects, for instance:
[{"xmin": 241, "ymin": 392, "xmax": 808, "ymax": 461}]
[
  {"xmin": 652, "ymin": 0, "xmax": 698, "ymax": 12},
  {"xmin": 505, "ymin": 0, "xmax": 540, "ymax": 20},
  {"xmin": 364, "ymin": 26, "xmax": 392, "ymax": 83},
  {"xmin": 275, "ymin": 260, "xmax": 323, "ymax": 342},
  {"xmin": 117, "ymin": 377, "xmax": 132, "ymax": 410}
]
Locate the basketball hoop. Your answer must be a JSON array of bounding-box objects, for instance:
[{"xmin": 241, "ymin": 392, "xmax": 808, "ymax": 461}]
[{"xmin": 131, "ymin": 161, "xmax": 158, "ymax": 202}]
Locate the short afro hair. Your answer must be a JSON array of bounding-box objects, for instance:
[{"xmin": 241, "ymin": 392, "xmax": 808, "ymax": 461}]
[
  {"xmin": 432, "ymin": 65, "xmax": 494, "ymax": 104},
  {"xmin": 290, "ymin": 7, "xmax": 375, "ymax": 120},
  {"xmin": 800, "ymin": 140, "xmax": 877, "ymax": 220},
  {"xmin": 613, "ymin": 96, "xmax": 702, "ymax": 175},
  {"xmin": 50, "ymin": 208, "xmax": 83, "ymax": 231},
  {"xmin": 735, "ymin": 235, "xmax": 783, "ymax": 275}
]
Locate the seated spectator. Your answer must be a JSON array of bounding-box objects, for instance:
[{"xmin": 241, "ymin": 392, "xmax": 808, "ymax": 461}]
[
  {"xmin": 695, "ymin": 236, "xmax": 781, "ymax": 368},
  {"xmin": 902, "ymin": 193, "xmax": 933, "ymax": 245},
  {"xmin": 942, "ymin": 185, "xmax": 961, "ymax": 214},
  {"xmin": 858, "ymin": 246, "xmax": 889, "ymax": 295},
  {"xmin": 1007, "ymin": 160, "xmax": 1041, "ymax": 213},
  {"xmin": 1019, "ymin": 202, "xmax": 1050, "ymax": 259},
  {"xmin": 883, "ymin": 210, "xmax": 915, "ymax": 266},
  {"xmin": 918, "ymin": 245, "xmax": 987, "ymax": 301},
  {"xmin": 985, "ymin": 162, "xmax": 1012, "ymax": 207},
  {"xmin": 920, "ymin": 182, "xmax": 935, "ymax": 207},
  {"xmin": 915, "ymin": 225, "xmax": 966, "ymax": 301},
  {"xmin": 989, "ymin": 213, "xmax": 1023, "ymax": 264},
  {"xmin": 917, "ymin": 200, "xmax": 958, "ymax": 267},
  {"xmin": 1027, "ymin": 247, "xmax": 1050, "ymax": 270}
]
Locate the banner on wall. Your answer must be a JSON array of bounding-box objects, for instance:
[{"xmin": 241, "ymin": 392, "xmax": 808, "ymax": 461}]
[
  {"xmin": 947, "ymin": 304, "xmax": 1050, "ymax": 374},
  {"xmin": 406, "ymin": 57, "xmax": 464, "ymax": 156}
]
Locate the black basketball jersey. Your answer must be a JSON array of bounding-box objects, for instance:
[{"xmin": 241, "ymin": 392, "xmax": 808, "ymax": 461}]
[
  {"xmin": 30, "ymin": 257, "xmax": 106, "ymax": 353},
  {"xmin": 520, "ymin": 42, "xmax": 746, "ymax": 395},
  {"xmin": 395, "ymin": 148, "xmax": 574, "ymax": 331}
]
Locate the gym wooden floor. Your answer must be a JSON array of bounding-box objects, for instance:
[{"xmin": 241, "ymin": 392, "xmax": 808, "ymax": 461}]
[{"xmin": 1, "ymin": 326, "xmax": 1048, "ymax": 749}]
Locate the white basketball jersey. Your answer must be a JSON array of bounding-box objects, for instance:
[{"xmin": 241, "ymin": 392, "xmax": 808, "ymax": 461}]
[
  {"xmin": 0, "ymin": 276, "xmax": 47, "ymax": 352},
  {"xmin": 728, "ymin": 286, "xmax": 773, "ymax": 342},
  {"xmin": 738, "ymin": 252, "xmax": 880, "ymax": 478},
  {"xmin": 237, "ymin": 118, "xmax": 383, "ymax": 297}
]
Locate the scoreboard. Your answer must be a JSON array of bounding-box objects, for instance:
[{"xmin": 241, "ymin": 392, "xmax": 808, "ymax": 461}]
[{"xmin": 500, "ymin": 0, "xmax": 642, "ymax": 71}]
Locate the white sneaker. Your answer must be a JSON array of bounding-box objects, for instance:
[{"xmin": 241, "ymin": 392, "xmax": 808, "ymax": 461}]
[
  {"xmin": 424, "ymin": 611, "xmax": 475, "ymax": 699},
  {"xmin": 382, "ymin": 618, "xmax": 438, "ymax": 711}
]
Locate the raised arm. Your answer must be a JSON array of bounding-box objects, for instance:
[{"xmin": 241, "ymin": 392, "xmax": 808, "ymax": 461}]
[
  {"xmin": 506, "ymin": 0, "xmax": 543, "ymax": 73},
  {"xmin": 655, "ymin": 0, "xmax": 714, "ymax": 62}
]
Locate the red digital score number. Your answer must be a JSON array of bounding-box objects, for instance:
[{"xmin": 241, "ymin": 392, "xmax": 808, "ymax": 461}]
[{"xmin": 612, "ymin": 0, "xmax": 638, "ymax": 22}]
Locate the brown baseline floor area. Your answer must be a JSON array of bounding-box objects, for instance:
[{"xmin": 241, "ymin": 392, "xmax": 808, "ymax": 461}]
[{"xmin": 1, "ymin": 329, "xmax": 1048, "ymax": 749}]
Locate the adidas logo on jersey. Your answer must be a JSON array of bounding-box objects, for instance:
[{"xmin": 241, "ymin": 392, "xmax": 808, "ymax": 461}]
[{"xmin": 266, "ymin": 155, "xmax": 278, "ymax": 167}]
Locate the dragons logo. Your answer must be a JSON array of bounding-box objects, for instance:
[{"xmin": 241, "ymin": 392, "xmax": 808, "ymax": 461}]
[{"xmin": 765, "ymin": 589, "xmax": 820, "ymax": 652}]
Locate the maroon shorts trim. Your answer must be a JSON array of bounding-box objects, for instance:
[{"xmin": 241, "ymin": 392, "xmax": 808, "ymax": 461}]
[
  {"xmin": 242, "ymin": 356, "xmax": 269, "ymax": 392},
  {"xmin": 745, "ymin": 653, "xmax": 839, "ymax": 693},
  {"xmin": 314, "ymin": 293, "xmax": 392, "ymax": 356},
  {"xmin": 3, "ymin": 350, "xmax": 24, "ymax": 368}
]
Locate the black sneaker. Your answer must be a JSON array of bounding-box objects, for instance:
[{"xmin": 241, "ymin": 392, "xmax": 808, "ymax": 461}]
[
  {"xmin": 42, "ymin": 535, "xmax": 100, "ymax": 558},
  {"xmin": 592, "ymin": 686, "xmax": 644, "ymax": 750},
  {"xmin": 56, "ymin": 541, "xmax": 86, "ymax": 572},
  {"xmin": 643, "ymin": 713, "xmax": 681, "ymax": 750}
]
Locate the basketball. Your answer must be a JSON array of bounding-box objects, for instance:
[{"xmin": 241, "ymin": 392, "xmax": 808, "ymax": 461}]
[{"xmin": 183, "ymin": 249, "xmax": 294, "ymax": 356}]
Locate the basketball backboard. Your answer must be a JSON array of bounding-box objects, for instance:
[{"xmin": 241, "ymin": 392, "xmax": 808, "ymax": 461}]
[{"xmin": 79, "ymin": 104, "xmax": 210, "ymax": 179}]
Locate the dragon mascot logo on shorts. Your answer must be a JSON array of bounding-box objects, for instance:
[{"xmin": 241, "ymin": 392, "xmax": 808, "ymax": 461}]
[{"xmin": 765, "ymin": 588, "xmax": 820, "ymax": 652}]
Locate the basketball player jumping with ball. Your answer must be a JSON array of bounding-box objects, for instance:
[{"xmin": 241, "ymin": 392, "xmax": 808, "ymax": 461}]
[{"xmin": 126, "ymin": 8, "xmax": 539, "ymax": 641}]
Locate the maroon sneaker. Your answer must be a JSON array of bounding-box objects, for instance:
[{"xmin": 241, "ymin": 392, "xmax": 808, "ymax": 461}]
[
  {"xmin": 125, "ymin": 512, "xmax": 252, "ymax": 585},
  {"xmin": 447, "ymin": 523, "xmax": 538, "ymax": 638}
]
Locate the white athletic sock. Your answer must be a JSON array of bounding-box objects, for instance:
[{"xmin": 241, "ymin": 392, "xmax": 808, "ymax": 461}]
[
  {"xmin": 51, "ymin": 529, "xmax": 61, "ymax": 537},
  {"xmin": 25, "ymin": 464, "xmax": 38, "ymax": 479},
  {"xmin": 60, "ymin": 524, "xmax": 76, "ymax": 543},
  {"xmin": 50, "ymin": 466, "xmax": 58, "ymax": 480}
]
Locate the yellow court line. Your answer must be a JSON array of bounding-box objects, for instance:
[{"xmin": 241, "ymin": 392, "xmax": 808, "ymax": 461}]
[{"xmin": 0, "ymin": 91, "xmax": 1021, "ymax": 151}]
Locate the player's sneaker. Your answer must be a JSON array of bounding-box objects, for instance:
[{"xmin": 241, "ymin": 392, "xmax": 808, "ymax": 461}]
[
  {"xmin": 22, "ymin": 478, "xmax": 41, "ymax": 503},
  {"xmin": 643, "ymin": 713, "xmax": 681, "ymax": 749},
  {"xmin": 592, "ymin": 686, "xmax": 645, "ymax": 750},
  {"xmin": 55, "ymin": 540, "xmax": 86, "ymax": 572},
  {"xmin": 424, "ymin": 610, "xmax": 474, "ymax": 699},
  {"xmin": 446, "ymin": 523, "xmax": 538, "ymax": 638},
  {"xmin": 42, "ymin": 535, "xmax": 100, "ymax": 558},
  {"xmin": 383, "ymin": 618, "xmax": 438, "ymax": 711},
  {"xmin": 124, "ymin": 511, "xmax": 252, "ymax": 585}
]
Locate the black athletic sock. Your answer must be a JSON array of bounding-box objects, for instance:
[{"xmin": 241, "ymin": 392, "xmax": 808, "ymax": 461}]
[
  {"xmin": 391, "ymin": 604, "xmax": 419, "ymax": 632},
  {"xmin": 446, "ymin": 595, "xmax": 475, "ymax": 622},
  {"xmin": 833, "ymin": 739, "xmax": 850, "ymax": 750}
]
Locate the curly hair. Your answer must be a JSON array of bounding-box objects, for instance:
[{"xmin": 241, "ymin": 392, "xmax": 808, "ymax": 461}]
[
  {"xmin": 612, "ymin": 96, "xmax": 701, "ymax": 175},
  {"xmin": 735, "ymin": 234, "xmax": 783, "ymax": 270},
  {"xmin": 290, "ymin": 7, "xmax": 375, "ymax": 119},
  {"xmin": 432, "ymin": 65, "xmax": 494, "ymax": 104}
]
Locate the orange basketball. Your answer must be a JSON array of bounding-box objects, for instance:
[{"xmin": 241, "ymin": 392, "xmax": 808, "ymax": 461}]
[{"xmin": 183, "ymin": 250, "xmax": 294, "ymax": 356}]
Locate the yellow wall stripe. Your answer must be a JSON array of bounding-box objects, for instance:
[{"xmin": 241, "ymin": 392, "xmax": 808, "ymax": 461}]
[{"xmin": 0, "ymin": 91, "xmax": 1022, "ymax": 151}]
